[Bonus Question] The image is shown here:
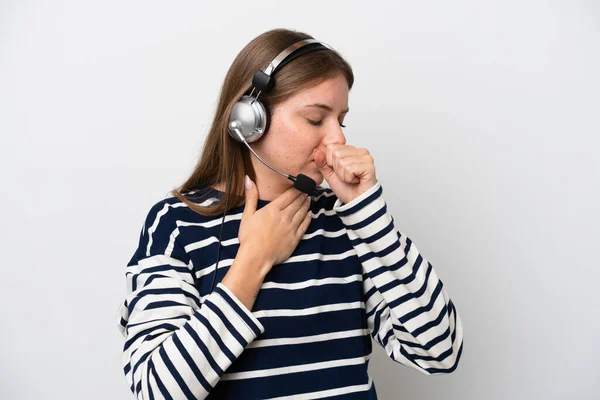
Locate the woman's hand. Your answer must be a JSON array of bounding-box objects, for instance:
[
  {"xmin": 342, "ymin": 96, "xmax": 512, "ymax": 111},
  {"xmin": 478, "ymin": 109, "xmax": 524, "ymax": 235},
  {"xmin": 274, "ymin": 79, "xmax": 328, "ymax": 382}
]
[
  {"xmin": 314, "ymin": 144, "xmax": 377, "ymax": 204},
  {"xmin": 238, "ymin": 176, "xmax": 312, "ymax": 268}
]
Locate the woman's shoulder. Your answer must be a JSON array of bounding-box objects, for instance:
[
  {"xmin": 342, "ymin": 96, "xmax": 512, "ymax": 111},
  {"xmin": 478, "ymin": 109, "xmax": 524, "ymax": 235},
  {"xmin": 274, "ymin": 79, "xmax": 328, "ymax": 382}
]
[{"xmin": 143, "ymin": 187, "xmax": 223, "ymax": 226}]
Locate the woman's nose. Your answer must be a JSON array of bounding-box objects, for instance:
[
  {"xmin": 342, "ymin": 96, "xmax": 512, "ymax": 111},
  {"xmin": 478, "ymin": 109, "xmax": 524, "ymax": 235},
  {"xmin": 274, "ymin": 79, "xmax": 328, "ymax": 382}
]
[{"xmin": 323, "ymin": 124, "xmax": 346, "ymax": 146}]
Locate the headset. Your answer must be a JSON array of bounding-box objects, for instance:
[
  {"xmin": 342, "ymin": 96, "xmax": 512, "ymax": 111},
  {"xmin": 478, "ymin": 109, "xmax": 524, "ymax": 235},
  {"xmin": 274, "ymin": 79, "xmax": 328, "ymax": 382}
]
[{"xmin": 207, "ymin": 38, "xmax": 338, "ymax": 294}]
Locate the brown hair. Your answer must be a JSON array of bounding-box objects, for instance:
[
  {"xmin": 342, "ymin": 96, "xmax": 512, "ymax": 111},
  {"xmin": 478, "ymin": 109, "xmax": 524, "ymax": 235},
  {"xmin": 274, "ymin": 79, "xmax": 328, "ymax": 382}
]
[{"xmin": 171, "ymin": 28, "xmax": 354, "ymax": 217}]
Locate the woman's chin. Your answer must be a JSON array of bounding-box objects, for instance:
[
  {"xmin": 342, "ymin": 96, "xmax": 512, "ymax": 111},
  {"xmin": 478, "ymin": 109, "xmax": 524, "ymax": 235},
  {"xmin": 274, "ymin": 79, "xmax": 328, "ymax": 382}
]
[
  {"xmin": 306, "ymin": 170, "xmax": 324, "ymax": 186},
  {"xmin": 298, "ymin": 163, "xmax": 324, "ymax": 186}
]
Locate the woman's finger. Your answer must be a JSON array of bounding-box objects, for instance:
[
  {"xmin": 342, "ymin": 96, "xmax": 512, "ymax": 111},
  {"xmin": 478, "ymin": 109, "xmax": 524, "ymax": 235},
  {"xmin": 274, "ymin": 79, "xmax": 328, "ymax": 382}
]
[
  {"xmin": 297, "ymin": 212, "xmax": 312, "ymax": 238},
  {"xmin": 273, "ymin": 186, "xmax": 303, "ymax": 211},
  {"xmin": 283, "ymin": 192, "xmax": 308, "ymax": 220},
  {"xmin": 332, "ymin": 155, "xmax": 374, "ymax": 183},
  {"xmin": 291, "ymin": 195, "xmax": 311, "ymax": 227}
]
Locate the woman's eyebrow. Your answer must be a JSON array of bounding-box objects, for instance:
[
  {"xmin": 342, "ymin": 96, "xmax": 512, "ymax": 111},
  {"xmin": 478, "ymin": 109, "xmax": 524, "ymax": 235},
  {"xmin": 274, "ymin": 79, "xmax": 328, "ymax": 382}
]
[{"xmin": 305, "ymin": 103, "xmax": 350, "ymax": 113}]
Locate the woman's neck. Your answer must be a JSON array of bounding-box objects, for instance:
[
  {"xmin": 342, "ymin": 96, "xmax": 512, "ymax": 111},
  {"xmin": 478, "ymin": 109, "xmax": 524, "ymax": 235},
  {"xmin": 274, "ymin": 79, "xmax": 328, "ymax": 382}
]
[{"xmin": 211, "ymin": 164, "xmax": 292, "ymax": 202}]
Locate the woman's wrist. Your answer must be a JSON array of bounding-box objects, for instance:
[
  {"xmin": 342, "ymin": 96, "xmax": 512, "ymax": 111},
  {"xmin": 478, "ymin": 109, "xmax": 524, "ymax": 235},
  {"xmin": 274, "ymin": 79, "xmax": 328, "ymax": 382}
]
[
  {"xmin": 220, "ymin": 243, "xmax": 272, "ymax": 311},
  {"xmin": 234, "ymin": 243, "xmax": 273, "ymax": 278}
]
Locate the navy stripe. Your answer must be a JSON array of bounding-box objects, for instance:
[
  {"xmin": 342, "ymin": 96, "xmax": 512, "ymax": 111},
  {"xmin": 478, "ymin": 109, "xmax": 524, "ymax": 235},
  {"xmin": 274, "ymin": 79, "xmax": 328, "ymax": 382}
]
[
  {"xmin": 215, "ymin": 285, "xmax": 262, "ymax": 335},
  {"xmin": 180, "ymin": 318, "xmax": 223, "ymax": 376},
  {"xmin": 193, "ymin": 311, "xmax": 236, "ymax": 363},
  {"xmin": 385, "ymin": 262, "xmax": 433, "ymax": 309},
  {"xmin": 176, "ymin": 326, "xmax": 215, "ymax": 393},
  {"xmin": 412, "ymin": 303, "xmax": 448, "ymax": 338},
  {"xmin": 203, "ymin": 298, "xmax": 248, "ymax": 347},
  {"xmin": 336, "ymin": 185, "xmax": 383, "ymax": 217},
  {"xmin": 159, "ymin": 345, "xmax": 196, "ymax": 399},
  {"xmin": 128, "ymin": 286, "xmax": 199, "ymax": 312},
  {"xmin": 149, "ymin": 357, "xmax": 173, "ymax": 399},
  {"xmin": 398, "ymin": 281, "xmax": 443, "ymax": 324},
  {"xmin": 124, "ymin": 322, "xmax": 178, "ymax": 352},
  {"xmin": 345, "ymin": 203, "xmax": 387, "ymax": 231},
  {"xmin": 126, "ymin": 314, "xmax": 191, "ymax": 330},
  {"xmin": 351, "ymin": 219, "xmax": 395, "ymax": 246}
]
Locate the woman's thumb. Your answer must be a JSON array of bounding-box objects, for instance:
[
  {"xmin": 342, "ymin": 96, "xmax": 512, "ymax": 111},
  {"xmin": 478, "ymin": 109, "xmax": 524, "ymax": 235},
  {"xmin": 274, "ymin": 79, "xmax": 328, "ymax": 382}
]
[
  {"xmin": 243, "ymin": 175, "xmax": 258, "ymax": 216},
  {"xmin": 314, "ymin": 149, "xmax": 334, "ymax": 178}
]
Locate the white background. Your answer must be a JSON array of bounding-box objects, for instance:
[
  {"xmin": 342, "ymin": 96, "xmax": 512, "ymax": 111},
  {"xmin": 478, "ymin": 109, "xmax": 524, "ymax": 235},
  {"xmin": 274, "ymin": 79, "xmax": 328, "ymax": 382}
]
[{"xmin": 1, "ymin": 1, "xmax": 598, "ymax": 399}]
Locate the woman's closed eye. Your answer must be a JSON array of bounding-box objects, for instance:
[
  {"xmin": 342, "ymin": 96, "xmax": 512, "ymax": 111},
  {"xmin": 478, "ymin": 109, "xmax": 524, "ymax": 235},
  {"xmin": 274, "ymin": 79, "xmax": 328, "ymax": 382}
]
[{"xmin": 307, "ymin": 119, "xmax": 346, "ymax": 128}]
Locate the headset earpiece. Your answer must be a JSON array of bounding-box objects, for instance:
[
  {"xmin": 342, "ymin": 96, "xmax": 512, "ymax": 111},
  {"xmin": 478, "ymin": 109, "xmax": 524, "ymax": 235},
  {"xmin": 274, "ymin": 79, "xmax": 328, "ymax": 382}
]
[{"xmin": 228, "ymin": 95, "xmax": 268, "ymax": 143}]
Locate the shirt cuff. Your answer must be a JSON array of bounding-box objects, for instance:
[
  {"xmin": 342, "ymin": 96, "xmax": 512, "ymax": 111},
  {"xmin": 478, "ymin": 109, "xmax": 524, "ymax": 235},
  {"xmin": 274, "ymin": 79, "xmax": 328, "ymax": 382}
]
[
  {"xmin": 215, "ymin": 282, "xmax": 265, "ymax": 337},
  {"xmin": 333, "ymin": 181, "xmax": 384, "ymax": 226}
]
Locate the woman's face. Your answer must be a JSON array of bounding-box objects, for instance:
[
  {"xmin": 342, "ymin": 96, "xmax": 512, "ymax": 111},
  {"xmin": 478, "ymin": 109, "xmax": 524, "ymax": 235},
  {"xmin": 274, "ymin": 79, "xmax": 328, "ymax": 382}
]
[{"xmin": 252, "ymin": 73, "xmax": 349, "ymax": 191}]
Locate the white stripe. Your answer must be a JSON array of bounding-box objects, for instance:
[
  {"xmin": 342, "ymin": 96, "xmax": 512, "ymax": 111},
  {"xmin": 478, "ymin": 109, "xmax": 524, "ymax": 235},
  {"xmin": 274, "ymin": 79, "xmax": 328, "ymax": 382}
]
[
  {"xmin": 302, "ymin": 227, "xmax": 347, "ymax": 240},
  {"xmin": 196, "ymin": 258, "xmax": 234, "ymax": 278},
  {"xmin": 313, "ymin": 189, "xmax": 336, "ymax": 201},
  {"xmin": 208, "ymin": 292, "xmax": 257, "ymax": 344},
  {"xmin": 198, "ymin": 274, "xmax": 363, "ymax": 303},
  {"xmin": 146, "ymin": 202, "xmax": 188, "ymax": 256},
  {"xmin": 269, "ymin": 375, "xmax": 373, "ymax": 400},
  {"xmin": 357, "ymin": 234, "xmax": 409, "ymax": 270},
  {"xmin": 177, "ymin": 213, "xmax": 243, "ymax": 229},
  {"xmin": 247, "ymin": 328, "xmax": 370, "ymax": 349},
  {"xmin": 162, "ymin": 332, "xmax": 212, "ymax": 396},
  {"xmin": 180, "ymin": 308, "xmax": 233, "ymax": 385},
  {"xmin": 386, "ymin": 305, "xmax": 456, "ymax": 359},
  {"xmin": 165, "ymin": 228, "xmax": 180, "ymax": 257},
  {"xmin": 185, "ymin": 227, "xmax": 348, "ymax": 253},
  {"xmin": 142, "ymin": 362, "xmax": 154, "ymax": 398},
  {"xmin": 397, "ymin": 292, "xmax": 450, "ymax": 344},
  {"xmin": 150, "ymin": 346, "xmax": 188, "ymax": 398},
  {"xmin": 165, "ymin": 197, "xmax": 220, "ymax": 255},
  {"xmin": 135, "ymin": 254, "xmax": 189, "ymax": 269},
  {"xmin": 351, "ymin": 225, "xmax": 409, "ymax": 262},
  {"xmin": 310, "ymin": 208, "xmax": 337, "ymax": 218},
  {"xmin": 283, "ymin": 249, "xmax": 357, "ymax": 264},
  {"xmin": 349, "ymin": 211, "xmax": 394, "ymax": 246},
  {"xmin": 260, "ymin": 274, "xmax": 362, "ymax": 290},
  {"xmin": 185, "ymin": 236, "xmax": 237, "ymax": 252},
  {"xmin": 221, "ymin": 355, "xmax": 368, "ymax": 380},
  {"xmin": 196, "ymin": 197, "xmax": 220, "ymax": 206},
  {"xmin": 252, "ymin": 301, "xmax": 364, "ymax": 318}
]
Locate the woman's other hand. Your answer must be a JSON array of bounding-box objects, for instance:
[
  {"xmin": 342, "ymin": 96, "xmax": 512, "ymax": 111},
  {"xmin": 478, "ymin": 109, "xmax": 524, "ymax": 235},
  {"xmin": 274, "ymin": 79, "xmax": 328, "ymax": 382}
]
[{"xmin": 238, "ymin": 175, "xmax": 312, "ymax": 269}]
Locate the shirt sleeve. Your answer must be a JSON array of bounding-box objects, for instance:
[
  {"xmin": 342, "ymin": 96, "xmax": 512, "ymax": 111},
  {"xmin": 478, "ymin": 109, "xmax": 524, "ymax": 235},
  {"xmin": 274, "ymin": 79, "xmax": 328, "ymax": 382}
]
[
  {"xmin": 333, "ymin": 182, "xmax": 464, "ymax": 375},
  {"xmin": 116, "ymin": 200, "xmax": 265, "ymax": 399}
]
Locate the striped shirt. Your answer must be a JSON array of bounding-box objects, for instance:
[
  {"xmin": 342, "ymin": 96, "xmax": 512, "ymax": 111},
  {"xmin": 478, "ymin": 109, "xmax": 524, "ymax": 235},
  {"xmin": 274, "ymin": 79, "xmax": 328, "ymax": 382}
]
[{"xmin": 117, "ymin": 181, "xmax": 464, "ymax": 399}]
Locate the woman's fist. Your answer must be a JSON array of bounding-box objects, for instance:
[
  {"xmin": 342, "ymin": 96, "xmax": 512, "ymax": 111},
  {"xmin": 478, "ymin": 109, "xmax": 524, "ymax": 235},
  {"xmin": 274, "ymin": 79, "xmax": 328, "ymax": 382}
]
[{"xmin": 314, "ymin": 144, "xmax": 377, "ymax": 204}]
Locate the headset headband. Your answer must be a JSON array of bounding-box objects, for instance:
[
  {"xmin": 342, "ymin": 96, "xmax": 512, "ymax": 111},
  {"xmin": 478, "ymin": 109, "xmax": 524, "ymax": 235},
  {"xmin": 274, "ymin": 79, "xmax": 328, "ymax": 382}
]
[
  {"xmin": 264, "ymin": 39, "xmax": 333, "ymax": 76},
  {"xmin": 250, "ymin": 38, "xmax": 334, "ymax": 95}
]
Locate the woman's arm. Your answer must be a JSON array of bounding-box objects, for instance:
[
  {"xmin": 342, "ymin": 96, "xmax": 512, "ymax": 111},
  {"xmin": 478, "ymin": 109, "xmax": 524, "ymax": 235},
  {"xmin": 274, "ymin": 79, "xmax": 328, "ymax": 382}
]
[
  {"xmin": 334, "ymin": 182, "xmax": 464, "ymax": 375},
  {"xmin": 117, "ymin": 200, "xmax": 266, "ymax": 399}
]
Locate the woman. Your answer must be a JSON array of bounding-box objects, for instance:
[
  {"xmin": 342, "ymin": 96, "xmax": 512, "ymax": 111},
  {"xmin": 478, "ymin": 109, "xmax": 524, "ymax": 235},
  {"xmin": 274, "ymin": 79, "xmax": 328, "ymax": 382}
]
[{"xmin": 117, "ymin": 28, "xmax": 464, "ymax": 399}]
